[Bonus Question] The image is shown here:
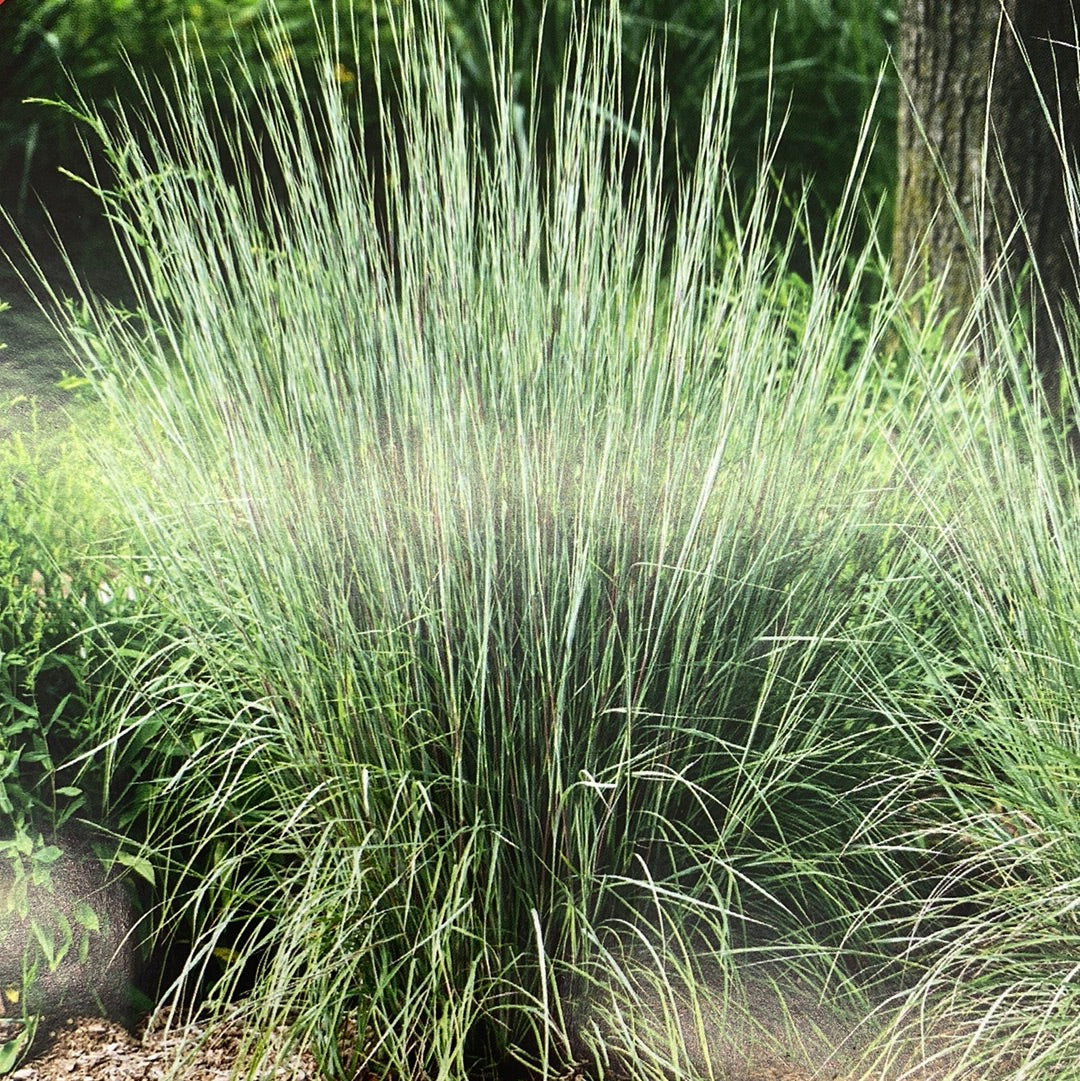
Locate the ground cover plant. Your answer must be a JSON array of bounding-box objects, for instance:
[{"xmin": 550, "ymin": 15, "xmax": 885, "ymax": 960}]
[
  {"xmin": 0, "ymin": 402, "xmax": 162, "ymax": 1065},
  {"xmin": 8, "ymin": 0, "xmax": 1080, "ymax": 1078},
  {"xmin": 0, "ymin": 405, "xmax": 155, "ymax": 832}
]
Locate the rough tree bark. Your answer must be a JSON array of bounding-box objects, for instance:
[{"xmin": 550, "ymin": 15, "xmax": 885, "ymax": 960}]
[{"xmin": 892, "ymin": 0, "xmax": 1080, "ymax": 400}]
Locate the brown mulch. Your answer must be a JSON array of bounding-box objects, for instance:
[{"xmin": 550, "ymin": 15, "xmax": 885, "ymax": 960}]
[
  {"xmin": 8, "ymin": 1019, "xmax": 825, "ymax": 1081},
  {"xmin": 8, "ymin": 1014, "xmax": 320, "ymax": 1081}
]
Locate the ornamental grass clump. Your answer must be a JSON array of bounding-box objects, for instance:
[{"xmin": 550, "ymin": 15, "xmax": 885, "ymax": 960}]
[{"xmin": 26, "ymin": 1, "xmax": 1080, "ymax": 1078}]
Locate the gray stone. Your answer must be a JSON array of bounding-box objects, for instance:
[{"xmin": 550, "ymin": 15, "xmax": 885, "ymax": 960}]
[{"xmin": 0, "ymin": 830, "xmax": 137, "ymax": 1025}]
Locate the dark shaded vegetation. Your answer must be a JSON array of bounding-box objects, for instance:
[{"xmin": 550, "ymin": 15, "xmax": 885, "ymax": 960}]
[{"xmin": 0, "ymin": 1, "xmax": 897, "ymax": 253}]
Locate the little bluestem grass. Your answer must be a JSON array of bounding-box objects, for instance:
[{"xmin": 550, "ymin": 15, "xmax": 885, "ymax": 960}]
[{"xmin": 14, "ymin": 1, "xmax": 1080, "ymax": 1078}]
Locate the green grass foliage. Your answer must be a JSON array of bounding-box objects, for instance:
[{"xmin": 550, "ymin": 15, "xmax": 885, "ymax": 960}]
[{"xmin": 10, "ymin": 0, "xmax": 1080, "ymax": 1078}]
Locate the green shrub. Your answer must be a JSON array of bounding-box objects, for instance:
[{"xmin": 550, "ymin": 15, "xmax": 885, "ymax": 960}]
[{"xmin": 0, "ymin": 410, "xmax": 155, "ymax": 833}]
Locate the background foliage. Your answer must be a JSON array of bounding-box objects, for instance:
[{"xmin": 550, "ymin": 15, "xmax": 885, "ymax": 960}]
[{"xmin": 0, "ymin": 0, "xmax": 897, "ymax": 236}]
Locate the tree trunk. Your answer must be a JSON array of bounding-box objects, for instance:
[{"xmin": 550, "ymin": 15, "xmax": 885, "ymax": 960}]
[{"xmin": 892, "ymin": 0, "xmax": 1080, "ymax": 400}]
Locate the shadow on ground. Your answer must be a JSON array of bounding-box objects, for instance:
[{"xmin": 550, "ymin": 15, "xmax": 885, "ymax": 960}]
[{"xmin": 0, "ymin": 194, "xmax": 130, "ymax": 440}]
